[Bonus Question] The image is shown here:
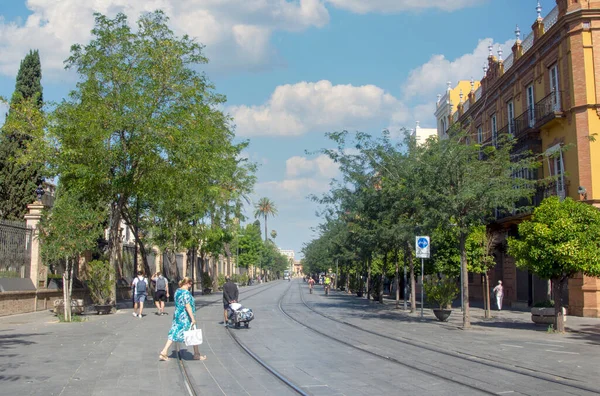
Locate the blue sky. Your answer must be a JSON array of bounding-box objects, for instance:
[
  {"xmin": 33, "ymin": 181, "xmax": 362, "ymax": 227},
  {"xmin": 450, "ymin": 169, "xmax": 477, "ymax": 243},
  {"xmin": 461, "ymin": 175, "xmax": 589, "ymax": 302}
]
[{"xmin": 0, "ymin": 0, "xmax": 557, "ymax": 258}]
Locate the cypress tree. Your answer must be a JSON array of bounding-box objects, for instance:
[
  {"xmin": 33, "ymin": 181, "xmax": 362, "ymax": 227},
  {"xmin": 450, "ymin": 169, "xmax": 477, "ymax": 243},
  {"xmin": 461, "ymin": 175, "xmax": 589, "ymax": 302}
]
[{"xmin": 0, "ymin": 50, "xmax": 44, "ymax": 220}]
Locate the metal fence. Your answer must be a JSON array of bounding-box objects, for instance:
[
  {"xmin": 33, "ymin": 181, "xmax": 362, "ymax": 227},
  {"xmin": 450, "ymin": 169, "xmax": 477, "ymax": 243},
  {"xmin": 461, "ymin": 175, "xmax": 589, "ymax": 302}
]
[{"xmin": 0, "ymin": 219, "xmax": 32, "ymax": 278}]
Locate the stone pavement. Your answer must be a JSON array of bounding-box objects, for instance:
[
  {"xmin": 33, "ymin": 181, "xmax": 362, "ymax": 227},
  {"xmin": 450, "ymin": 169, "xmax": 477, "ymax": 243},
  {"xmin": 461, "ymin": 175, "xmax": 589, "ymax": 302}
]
[
  {"xmin": 372, "ymin": 289, "xmax": 600, "ymax": 336},
  {"xmin": 1, "ymin": 280, "xmax": 599, "ymax": 395},
  {"xmin": 0, "ymin": 281, "xmax": 288, "ymax": 396}
]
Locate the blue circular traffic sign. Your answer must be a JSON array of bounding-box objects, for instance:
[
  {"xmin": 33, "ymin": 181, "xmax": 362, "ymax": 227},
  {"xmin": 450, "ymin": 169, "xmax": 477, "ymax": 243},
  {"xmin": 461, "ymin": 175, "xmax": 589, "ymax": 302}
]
[{"xmin": 417, "ymin": 237, "xmax": 429, "ymax": 249}]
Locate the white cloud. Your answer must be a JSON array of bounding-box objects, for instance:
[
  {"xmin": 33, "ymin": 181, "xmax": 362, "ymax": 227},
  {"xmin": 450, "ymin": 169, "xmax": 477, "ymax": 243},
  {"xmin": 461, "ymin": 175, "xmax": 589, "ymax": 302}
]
[
  {"xmin": 229, "ymin": 38, "xmax": 518, "ymax": 137},
  {"xmin": 230, "ymin": 80, "xmax": 408, "ymax": 137},
  {"xmin": 403, "ymin": 38, "xmax": 515, "ymax": 102},
  {"xmin": 258, "ymin": 177, "xmax": 331, "ymax": 197},
  {"xmin": 286, "ymin": 154, "xmax": 339, "ymax": 178},
  {"xmin": 325, "ymin": 0, "xmax": 485, "ymax": 14},
  {"xmin": 0, "ymin": 0, "xmax": 329, "ymax": 78}
]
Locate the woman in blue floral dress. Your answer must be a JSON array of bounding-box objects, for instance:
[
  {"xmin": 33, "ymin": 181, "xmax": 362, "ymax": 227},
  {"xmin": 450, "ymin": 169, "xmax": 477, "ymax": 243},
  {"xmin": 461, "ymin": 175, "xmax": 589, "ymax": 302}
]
[{"xmin": 159, "ymin": 277, "xmax": 206, "ymax": 361}]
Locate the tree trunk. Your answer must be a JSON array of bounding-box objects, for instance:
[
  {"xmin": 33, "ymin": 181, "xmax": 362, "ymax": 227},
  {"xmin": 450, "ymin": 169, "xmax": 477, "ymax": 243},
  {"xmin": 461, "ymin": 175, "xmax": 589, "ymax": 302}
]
[
  {"xmin": 484, "ymin": 272, "xmax": 491, "ymax": 319},
  {"xmin": 366, "ymin": 257, "xmax": 371, "ymax": 300},
  {"xmin": 264, "ymin": 215, "xmax": 268, "ymax": 242},
  {"xmin": 459, "ymin": 232, "xmax": 471, "ymax": 329},
  {"xmin": 224, "ymin": 242, "xmax": 232, "ymax": 277},
  {"xmin": 62, "ymin": 263, "xmax": 68, "ymax": 321},
  {"xmin": 170, "ymin": 250, "xmax": 178, "ymax": 281},
  {"xmin": 138, "ymin": 238, "xmax": 151, "ymax": 279},
  {"xmin": 395, "ymin": 250, "xmax": 400, "ymax": 309},
  {"xmin": 553, "ymin": 276, "xmax": 567, "ymax": 332},
  {"xmin": 379, "ymin": 252, "xmax": 387, "ymax": 303},
  {"xmin": 212, "ymin": 256, "xmax": 218, "ymax": 291},
  {"xmin": 108, "ymin": 199, "xmax": 123, "ymax": 303},
  {"xmin": 346, "ymin": 267, "xmax": 350, "ymax": 294},
  {"xmin": 407, "ymin": 244, "xmax": 416, "ymax": 313},
  {"xmin": 69, "ymin": 259, "xmax": 74, "ymax": 321}
]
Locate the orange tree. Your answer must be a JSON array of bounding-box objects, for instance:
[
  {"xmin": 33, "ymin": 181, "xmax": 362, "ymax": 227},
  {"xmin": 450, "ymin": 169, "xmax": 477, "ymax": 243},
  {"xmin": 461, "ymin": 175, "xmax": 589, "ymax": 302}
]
[{"xmin": 508, "ymin": 196, "xmax": 600, "ymax": 332}]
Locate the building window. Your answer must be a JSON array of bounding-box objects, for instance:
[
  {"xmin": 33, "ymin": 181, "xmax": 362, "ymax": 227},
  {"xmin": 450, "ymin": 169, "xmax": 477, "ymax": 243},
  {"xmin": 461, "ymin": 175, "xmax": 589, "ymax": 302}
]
[
  {"xmin": 545, "ymin": 144, "xmax": 565, "ymax": 200},
  {"xmin": 477, "ymin": 126, "xmax": 483, "ymax": 144},
  {"xmin": 527, "ymin": 84, "xmax": 535, "ymax": 127},
  {"xmin": 507, "ymin": 101, "xmax": 514, "ymax": 136},
  {"xmin": 491, "ymin": 114, "xmax": 497, "ymax": 146},
  {"xmin": 554, "ymin": 154, "xmax": 565, "ymax": 197},
  {"xmin": 549, "ymin": 64, "xmax": 560, "ymax": 110}
]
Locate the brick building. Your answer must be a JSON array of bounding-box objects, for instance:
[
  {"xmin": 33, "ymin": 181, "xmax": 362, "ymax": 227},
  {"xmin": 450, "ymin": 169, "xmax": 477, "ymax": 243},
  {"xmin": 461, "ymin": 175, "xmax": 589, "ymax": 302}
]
[{"xmin": 436, "ymin": 0, "xmax": 600, "ymax": 317}]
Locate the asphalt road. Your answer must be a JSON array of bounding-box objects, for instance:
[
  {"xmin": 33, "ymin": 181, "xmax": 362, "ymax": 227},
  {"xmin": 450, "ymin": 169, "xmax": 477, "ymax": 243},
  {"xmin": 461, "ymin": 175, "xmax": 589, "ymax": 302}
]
[{"xmin": 2, "ymin": 279, "xmax": 599, "ymax": 395}]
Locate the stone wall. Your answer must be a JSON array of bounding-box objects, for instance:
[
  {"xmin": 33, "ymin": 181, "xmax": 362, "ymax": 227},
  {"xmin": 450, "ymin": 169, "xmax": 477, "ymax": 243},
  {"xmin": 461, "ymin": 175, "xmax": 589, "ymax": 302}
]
[{"xmin": 0, "ymin": 289, "xmax": 90, "ymax": 317}]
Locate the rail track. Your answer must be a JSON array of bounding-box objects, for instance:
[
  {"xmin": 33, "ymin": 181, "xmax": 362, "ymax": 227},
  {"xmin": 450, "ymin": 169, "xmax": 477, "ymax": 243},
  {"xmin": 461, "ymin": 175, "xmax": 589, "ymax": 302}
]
[
  {"xmin": 275, "ymin": 282, "xmax": 600, "ymax": 396},
  {"xmin": 175, "ymin": 280, "xmax": 598, "ymax": 395},
  {"xmin": 176, "ymin": 280, "xmax": 306, "ymax": 396}
]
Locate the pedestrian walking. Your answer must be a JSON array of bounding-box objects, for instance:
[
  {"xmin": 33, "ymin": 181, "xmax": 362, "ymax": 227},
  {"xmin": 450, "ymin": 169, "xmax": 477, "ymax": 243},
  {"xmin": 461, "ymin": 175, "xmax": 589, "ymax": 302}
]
[
  {"xmin": 152, "ymin": 271, "xmax": 169, "ymax": 315},
  {"xmin": 493, "ymin": 280, "xmax": 504, "ymax": 311},
  {"xmin": 223, "ymin": 275, "xmax": 239, "ymax": 326},
  {"xmin": 159, "ymin": 277, "xmax": 206, "ymax": 361},
  {"xmin": 132, "ymin": 271, "xmax": 148, "ymax": 318}
]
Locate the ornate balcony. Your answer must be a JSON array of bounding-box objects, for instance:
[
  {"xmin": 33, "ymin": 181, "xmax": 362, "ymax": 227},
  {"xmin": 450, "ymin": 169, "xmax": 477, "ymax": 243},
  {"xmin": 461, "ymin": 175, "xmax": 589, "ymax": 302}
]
[{"xmin": 496, "ymin": 181, "xmax": 568, "ymax": 222}]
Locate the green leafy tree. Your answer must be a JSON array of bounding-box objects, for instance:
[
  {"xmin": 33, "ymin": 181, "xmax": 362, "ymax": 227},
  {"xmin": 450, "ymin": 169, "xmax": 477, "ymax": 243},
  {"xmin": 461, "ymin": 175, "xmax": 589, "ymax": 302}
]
[
  {"xmin": 417, "ymin": 130, "xmax": 537, "ymax": 328},
  {"xmin": 0, "ymin": 50, "xmax": 44, "ymax": 220},
  {"xmin": 38, "ymin": 188, "xmax": 106, "ymax": 321},
  {"xmin": 466, "ymin": 225, "xmax": 497, "ymax": 318},
  {"xmin": 507, "ymin": 197, "xmax": 600, "ymax": 332},
  {"xmin": 26, "ymin": 12, "xmax": 241, "ymax": 300},
  {"xmin": 237, "ymin": 223, "xmax": 263, "ymax": 272}
]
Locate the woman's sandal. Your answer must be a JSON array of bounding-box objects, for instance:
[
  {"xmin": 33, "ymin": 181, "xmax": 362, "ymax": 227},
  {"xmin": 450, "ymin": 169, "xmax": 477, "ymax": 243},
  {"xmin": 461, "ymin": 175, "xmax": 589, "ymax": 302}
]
[
  {"xmin": 159, "ymin": 353, "xmax": 169, "ymax": 361},
  {"xmin": 193, "ymin": 354, "xmax": 207, "ymax": 361}
]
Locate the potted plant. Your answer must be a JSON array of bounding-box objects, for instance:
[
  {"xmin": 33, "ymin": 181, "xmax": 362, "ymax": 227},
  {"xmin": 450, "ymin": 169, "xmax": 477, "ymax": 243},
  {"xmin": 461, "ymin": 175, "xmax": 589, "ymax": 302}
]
[
  {"xmin": 201, "ymin": 272, "xmax": 213, "ymax": 294},
  {"xmin": 424, "ymin": 277, "xmax": 459, "ymax": 322},
  {"xmin": 87, "ymin": 260, "xmax": 115, "ymax": 314},
  {"xmin": 531, "ymin": 300, "xmax": 567, "ymax": 325}
]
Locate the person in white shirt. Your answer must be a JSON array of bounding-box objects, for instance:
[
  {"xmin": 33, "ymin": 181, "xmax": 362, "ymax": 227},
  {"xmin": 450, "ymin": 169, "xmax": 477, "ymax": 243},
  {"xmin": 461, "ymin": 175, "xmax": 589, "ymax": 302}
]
[
  {"xmin": 132, "ymin": 271, "xmax": 149, "ymax": 318},
  {"xmin": 493, "ymin": 280, "xmax": 504, "ymax": 311}
]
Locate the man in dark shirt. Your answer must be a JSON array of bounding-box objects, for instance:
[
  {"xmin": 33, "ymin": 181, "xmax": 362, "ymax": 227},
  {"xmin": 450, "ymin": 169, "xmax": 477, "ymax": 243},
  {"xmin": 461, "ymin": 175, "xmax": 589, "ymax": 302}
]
[{"xmin": 223, "ymin": 276, "xmax": 239, "ymax": 326}]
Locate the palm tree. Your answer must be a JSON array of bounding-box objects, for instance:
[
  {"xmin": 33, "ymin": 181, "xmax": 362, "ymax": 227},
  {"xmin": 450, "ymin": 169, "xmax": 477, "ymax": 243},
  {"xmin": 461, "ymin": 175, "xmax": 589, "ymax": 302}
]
[
  {"xmin": 270, "ymin": 230, "xmax": 277, "ymax": 239},
  {"xmin": 254, "ymin": 197, "xmax": 277, "ymax": 242}
]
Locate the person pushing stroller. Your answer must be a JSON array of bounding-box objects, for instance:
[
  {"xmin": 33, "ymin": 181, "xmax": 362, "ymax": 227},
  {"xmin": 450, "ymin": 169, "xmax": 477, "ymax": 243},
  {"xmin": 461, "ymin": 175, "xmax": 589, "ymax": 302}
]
[{"xmin": 223, "ymin": 276, "xmax": 239, "ymax": 327}]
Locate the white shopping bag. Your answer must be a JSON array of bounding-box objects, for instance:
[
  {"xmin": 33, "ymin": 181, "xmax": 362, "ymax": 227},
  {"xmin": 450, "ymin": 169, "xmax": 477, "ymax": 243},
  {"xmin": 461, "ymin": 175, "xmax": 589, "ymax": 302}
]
[{"xmin": 184, "ymin": 324, "xmax": 203, "ymax": 346}]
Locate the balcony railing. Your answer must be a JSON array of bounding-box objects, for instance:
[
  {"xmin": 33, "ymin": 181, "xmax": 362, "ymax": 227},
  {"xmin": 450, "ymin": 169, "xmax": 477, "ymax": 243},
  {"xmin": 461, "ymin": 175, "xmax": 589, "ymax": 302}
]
[
  {"xmin": 510, "ymin": 91, "xmax": 562, "ymax": 141},
  {"xmin": 496, "ymin": 181, "xmax": 567, "ymax": 221},
  {"xmin": 452, "ymin": 6, "xmax": 560, "ymax": 118},
  {"xmin": 543, "ymin": 6, "xmax": 560, "ymax": 33},
  {"xmin": 474, "ymin": 86, "xmax": 482, "ymax": 101},
  {"xmin": 534, "ymin": 90, "xmax": 562, "ymax": 125},
  {"xmin": 522, "ymin": 31, "xmax": 535, "ymax": 53},
  {"xmin": 503, "ymin": 53, "xmax": 514, "ymax": 71}
]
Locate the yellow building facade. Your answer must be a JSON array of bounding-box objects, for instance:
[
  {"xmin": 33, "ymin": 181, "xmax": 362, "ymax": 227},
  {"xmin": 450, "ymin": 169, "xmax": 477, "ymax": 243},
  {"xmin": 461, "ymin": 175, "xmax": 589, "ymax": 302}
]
[{"xmin": 446, "ymin": 0, "xmax": 600, "ymax": 317}]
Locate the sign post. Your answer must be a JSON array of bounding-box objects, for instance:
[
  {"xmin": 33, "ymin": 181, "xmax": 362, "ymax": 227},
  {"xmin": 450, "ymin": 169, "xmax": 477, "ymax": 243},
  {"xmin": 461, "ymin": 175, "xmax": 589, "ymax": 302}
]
[{"xmin": 416, "ymin": 236, "xmax": 430, "ymax": 318}]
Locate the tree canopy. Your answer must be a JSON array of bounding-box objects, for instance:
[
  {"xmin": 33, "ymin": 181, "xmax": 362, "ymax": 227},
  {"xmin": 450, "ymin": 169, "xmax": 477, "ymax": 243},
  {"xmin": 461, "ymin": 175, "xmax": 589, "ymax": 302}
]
[
  {"xmin": 508, "ymin": 197, "xmax": 600, "ymax": 331},
  {"xmin": 0, "ymin": 49, "xmax": 44, "ymax": 220}
]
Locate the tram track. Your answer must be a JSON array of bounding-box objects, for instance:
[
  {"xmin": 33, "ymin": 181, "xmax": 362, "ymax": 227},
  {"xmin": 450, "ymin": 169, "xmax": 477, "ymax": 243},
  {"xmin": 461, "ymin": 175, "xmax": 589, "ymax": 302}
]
[
  {"xmin": 175, "ymin": 280, "xmax": 287, "ymax": 396},
  {"xmin": 300, "ymin": 286, "xmax": 594, "ymax": 388},
  {"xmin": 278, "ymin": 282, "xmax": 600, "ymax": 396}
]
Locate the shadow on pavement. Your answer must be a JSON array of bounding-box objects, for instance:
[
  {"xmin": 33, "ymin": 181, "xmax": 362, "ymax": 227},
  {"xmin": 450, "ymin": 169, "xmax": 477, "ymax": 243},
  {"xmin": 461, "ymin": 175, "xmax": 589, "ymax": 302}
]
[
  {"xmin": 0, "ymin": 374, "xmax": 32, "ymax": 383},
  {"xmin": 0, "ymin": 333, "xmax": 46, "ymax": 349}
]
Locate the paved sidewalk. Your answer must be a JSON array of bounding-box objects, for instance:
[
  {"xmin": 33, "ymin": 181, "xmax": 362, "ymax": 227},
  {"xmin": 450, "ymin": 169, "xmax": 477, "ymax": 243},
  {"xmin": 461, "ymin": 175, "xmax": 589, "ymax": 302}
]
[
  {"xmin": 2, "ymin": 281, "xmax": 598, "ymax": 396},
  {"xmin": 348, "ymin": 289, "xmax": 600, "ymax": 336},
  {"xmin": 0, "ymin": 283, "xmax": 266, "ymax": 396}
]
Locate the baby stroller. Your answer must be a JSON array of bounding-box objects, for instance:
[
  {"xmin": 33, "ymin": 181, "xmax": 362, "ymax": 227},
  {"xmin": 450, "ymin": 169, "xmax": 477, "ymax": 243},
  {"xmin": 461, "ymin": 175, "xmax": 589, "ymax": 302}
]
[{"xmin": 227, "ymin": 302, "xmax": 254, "ymax": 329}]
